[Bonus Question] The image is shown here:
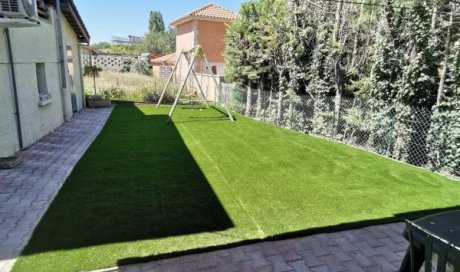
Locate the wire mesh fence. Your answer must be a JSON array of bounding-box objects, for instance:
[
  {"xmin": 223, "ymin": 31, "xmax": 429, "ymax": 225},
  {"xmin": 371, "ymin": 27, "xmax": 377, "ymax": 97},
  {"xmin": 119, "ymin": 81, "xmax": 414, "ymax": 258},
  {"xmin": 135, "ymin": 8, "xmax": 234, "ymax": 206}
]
[{"xmin": 220, "ymin": 83, "xmax": 458, "ymax": 179}]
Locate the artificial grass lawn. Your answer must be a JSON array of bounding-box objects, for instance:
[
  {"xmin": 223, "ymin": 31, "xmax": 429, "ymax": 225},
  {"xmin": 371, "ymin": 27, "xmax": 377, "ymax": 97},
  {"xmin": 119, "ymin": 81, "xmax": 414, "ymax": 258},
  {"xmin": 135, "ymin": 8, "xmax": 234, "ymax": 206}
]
[{"xmin": 14, "ymin": 105, "xmax": 460, "ymax": 271}]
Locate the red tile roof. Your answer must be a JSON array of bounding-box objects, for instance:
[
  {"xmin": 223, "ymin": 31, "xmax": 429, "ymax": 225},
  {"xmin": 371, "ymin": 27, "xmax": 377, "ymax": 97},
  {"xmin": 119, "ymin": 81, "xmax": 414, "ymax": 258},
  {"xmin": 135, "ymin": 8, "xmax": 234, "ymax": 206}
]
[
  {"xmin": 170, "ymin": 3, "xmax": 236, "ymax": 26},
  {"xmin": 151, "ymin": 53, "xmax": 176, "ymax": 65}
]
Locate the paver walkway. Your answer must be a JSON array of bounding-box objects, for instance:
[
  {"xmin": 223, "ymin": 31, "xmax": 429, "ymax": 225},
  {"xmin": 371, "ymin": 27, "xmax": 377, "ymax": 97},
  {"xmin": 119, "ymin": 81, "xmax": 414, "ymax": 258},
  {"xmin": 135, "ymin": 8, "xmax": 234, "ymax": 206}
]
[
  {"xmin": 0, "ymin": 108, "xmax": 113, "ymax": 272},
  {"xmin": 96, "ymin": 222, "xmax": 410, "ymax": 272}
]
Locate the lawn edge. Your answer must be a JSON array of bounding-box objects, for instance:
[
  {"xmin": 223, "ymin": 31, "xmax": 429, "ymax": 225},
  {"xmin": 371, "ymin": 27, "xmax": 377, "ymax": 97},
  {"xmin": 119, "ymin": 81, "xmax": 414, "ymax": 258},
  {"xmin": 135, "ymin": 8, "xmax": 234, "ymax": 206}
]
[{"xmin": 115, "ymin": 205, "xmax": 460, "ymax": 268}]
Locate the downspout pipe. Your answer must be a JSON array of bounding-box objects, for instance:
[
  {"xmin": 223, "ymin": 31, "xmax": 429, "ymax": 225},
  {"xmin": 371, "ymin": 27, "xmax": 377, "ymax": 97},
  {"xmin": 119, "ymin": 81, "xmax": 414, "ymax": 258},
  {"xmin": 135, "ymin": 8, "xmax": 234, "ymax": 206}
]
[
  {"xmin": 55, "ymin": 0, "xmax": 72, "ymax": 121},
  {"xmin": 5, "ymin": 28, "xmax": 24, "ymax": 149}
]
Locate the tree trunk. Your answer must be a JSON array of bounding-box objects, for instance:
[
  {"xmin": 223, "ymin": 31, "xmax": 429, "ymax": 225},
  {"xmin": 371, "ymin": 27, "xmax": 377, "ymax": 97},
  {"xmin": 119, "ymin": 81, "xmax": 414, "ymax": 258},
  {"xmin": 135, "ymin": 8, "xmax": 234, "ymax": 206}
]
[
  {"xmin": 277, "ymin": 91, "xmax": 283, "ymax": 125},
  {"xmin": 245, "ymin": 83, "xmax": 252, "ymax": 116},
  {"xmin": 256, "ymin": 80, "xmax": 264, "ymax": 118},
  {"xmin": 333, "ymin": 0, "xmax": 344, "ymax": 44},
  {"xmin": 436, "ymin": 5, "xmax": 454, "ymax": 106},
  {"xmin": 334, "ymin": 82, "xmax": 343, "ymax": 136},
  {"xmin": 431, "ymin": 1, "xmax": 438, "ymax": 32},
  {"xmin": 351, "ymin": 1, "xmax": 364, "ymax": 68},
  {"xmin": 268, "ymin": 89, "xmax": 273, "ymax": 123},
  {"xmin": 333, "ymin": 0, "xmax": 344, "ymax": 136}
]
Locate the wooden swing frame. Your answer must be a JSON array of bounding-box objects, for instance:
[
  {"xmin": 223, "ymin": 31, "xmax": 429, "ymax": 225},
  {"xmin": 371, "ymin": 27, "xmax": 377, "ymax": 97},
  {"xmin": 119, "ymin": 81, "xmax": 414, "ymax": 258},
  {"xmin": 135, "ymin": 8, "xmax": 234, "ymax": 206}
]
[{"xmin": 155, "ymin": 45, "xmax": 235, "ymax": 122}]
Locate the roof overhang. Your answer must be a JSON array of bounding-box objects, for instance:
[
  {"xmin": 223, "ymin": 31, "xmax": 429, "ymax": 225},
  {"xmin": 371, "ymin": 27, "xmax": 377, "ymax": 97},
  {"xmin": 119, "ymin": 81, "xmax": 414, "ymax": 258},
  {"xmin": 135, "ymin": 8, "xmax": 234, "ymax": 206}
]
[
  {"xmin": 60, "ymin": 0, "xmax": 90, "ymax": 43},
  {"xmin": 46, "ymin": 0, "xmax": 90, "ymax": 43},
  {"xmin": 151, "ymin": 52, "xmax": 176, "ymax": 65},
  {"xmin": 170, "ymin": 15, "xmax": 233, "ymax": 27}
]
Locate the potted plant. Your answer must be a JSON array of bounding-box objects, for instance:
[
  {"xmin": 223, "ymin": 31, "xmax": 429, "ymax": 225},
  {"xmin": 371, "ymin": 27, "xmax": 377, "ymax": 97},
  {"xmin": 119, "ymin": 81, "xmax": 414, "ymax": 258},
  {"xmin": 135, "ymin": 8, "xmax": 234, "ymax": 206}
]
[{"xmin": 83, "ymin": 65, "xmax": 111, "ymax": 108}]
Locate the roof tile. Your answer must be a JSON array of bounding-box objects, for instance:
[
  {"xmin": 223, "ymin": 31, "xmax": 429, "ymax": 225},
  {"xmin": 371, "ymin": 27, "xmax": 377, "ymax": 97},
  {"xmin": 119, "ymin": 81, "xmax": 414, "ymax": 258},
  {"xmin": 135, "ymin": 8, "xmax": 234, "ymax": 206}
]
[
  {"xmin": 190, "ymin": 3, "xmax": 236, "ymax": 20},
  {"xmin": 170, "ymin": 3, "xmax": 236, "ymax": 25}
]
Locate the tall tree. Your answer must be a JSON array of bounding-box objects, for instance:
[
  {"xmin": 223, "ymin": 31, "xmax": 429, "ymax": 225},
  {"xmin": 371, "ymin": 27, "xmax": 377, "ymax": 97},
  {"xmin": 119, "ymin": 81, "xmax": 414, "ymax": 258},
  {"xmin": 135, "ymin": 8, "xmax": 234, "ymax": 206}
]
[
  {"xmin": 225, "ymin": 0, "xmax": 287, "ymax": 117},
  {"xmin": 393, "ymin": 0, "xmax": 439, "ymax": 162},
  {"xmin": 224, "ymin": 0, "xmax": 460, "ymax": 177},
  {"xmin": 148, "ymin": 11, "xmax": 165, "ymax": 33}
]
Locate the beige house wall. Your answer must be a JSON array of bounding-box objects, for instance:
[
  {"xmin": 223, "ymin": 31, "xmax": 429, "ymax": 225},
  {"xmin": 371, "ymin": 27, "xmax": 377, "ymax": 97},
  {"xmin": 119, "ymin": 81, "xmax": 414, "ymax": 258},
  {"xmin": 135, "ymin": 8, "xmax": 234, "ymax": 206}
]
[
  {"xmin": 169, "ymin": 18, "xmax": 229, "ymax": 100},
  {"xmin": 176, "ymin": 20, "xmax": 196, "ymax": 53},
  {"xmin": 174, "ymin": 19, "xmax": 227, "ymax": 77},
  {"xmin": 197, "ymin": 20, "xmax": 226, "ymax": 63},
  {"xmin": 0, "ymin": 8, "xmax": 85, "ymax": 159},
  {"xmin": 152, "ymin": 65, "xmax": 160, "ymax": 79}
]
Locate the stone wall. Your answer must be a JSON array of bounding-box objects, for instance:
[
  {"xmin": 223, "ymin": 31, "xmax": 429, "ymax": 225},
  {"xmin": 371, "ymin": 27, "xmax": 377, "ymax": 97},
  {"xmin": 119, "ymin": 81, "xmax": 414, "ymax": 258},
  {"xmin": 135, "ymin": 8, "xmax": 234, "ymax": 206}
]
[{"xmin": 91, "ymin": 54, "xmax": 136, "ymax": 71}]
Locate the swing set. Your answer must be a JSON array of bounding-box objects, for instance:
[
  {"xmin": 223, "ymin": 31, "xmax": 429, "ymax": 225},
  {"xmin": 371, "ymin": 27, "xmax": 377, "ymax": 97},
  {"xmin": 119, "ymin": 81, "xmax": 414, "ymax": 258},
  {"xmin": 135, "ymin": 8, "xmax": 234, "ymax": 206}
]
[{"xmin": 156, "ymin": 45, "xmax": 235, "ymax": 122}]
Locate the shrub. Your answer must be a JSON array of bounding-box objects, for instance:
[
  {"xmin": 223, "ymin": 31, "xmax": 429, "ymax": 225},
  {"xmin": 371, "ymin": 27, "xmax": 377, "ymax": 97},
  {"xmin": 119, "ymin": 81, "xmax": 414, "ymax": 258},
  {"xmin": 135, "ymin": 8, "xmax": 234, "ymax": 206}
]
[
  {"xmin": 120, "ymin": 59, "xmax": 132, "ymax": 73},
  {"xmin": 143, "ymin": 92, "xmax": 175, "ymax": 104},
  {"xmin": 101, "ymin": 88, "xmax": 128, "ymax": 101},
  {"xmin": 134, "ymin": 59, "xmax": 151, "ymax": 76}
]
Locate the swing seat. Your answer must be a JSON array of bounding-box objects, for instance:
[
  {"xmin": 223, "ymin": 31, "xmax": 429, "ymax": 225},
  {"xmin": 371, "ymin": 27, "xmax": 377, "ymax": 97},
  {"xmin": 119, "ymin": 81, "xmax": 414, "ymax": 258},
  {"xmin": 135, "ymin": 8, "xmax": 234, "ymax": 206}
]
[
  {"xmin": 179, "ymin": 99, "xmax": 208, "ymax": 105},
  {"xmin": 155, "ymin": 45, "xmax": 234, "ymax": 122}
]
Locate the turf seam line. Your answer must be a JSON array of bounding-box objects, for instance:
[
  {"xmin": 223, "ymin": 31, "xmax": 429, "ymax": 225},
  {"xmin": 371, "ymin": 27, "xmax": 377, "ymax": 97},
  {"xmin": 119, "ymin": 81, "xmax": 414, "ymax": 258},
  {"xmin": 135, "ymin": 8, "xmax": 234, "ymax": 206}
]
[{"xmin": 179, "ymin": 124, "xmax": 266, "ymax": 238}]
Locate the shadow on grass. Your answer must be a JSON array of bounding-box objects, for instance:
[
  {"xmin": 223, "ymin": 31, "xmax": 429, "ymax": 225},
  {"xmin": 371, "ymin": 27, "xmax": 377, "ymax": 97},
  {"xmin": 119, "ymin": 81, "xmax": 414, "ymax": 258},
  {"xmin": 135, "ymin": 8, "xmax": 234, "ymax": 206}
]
[
  {"xmin": 173, "ymin": 106, "xmax": 237, "ymax": 124},
  {"xmin": 20, "ymin": 104, "xmax": 233, "ymax": 255},
  {"xmin": 117, "ymin": 205, "xmax": 460, "ymax": 266}
]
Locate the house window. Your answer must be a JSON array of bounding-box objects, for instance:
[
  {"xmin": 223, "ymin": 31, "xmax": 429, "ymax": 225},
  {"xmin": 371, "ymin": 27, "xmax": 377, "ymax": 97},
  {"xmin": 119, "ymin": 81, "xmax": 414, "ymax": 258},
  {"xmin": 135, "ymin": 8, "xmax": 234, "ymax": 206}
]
[
  {"xmin": 36, "ymin": 63, "xmax": 51, "ymax": 106},
  {"xmin": 211, "ymin": 65, "xmax": 217, "ymax": 75},
  {"xmin": 36, "ymin": 63, "xmax": 47, "ymax": 94},
  {"xmin": 66, "ymin": 45, "xmax": 74, "ymax": 76}
]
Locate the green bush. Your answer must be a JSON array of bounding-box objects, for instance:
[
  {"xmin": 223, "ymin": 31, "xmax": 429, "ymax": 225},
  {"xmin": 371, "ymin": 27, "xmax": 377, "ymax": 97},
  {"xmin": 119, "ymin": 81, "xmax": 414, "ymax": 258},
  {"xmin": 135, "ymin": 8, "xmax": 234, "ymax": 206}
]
[
  {"xmin": 101, "ymin": 88, "xmax": 127, "ymax": 101},
  {"xmin": 134, "ymin": 60, "xmax": 151, "ymax": 76}
]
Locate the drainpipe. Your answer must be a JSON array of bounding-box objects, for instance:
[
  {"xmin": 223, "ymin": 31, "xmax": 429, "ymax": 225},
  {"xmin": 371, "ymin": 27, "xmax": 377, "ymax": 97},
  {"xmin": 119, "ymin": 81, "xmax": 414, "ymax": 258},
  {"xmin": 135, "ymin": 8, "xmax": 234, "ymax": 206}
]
[
  {"xmin": 5, "ymin": 28, "xmax": 24, "ymax": 149},
  {"xmin": 78, "ymin": 44, "xmax": 87, "ymax": 108},
  {"xmin": 55, "ymin": 0, "xmax": 72, "ymax": 121}
]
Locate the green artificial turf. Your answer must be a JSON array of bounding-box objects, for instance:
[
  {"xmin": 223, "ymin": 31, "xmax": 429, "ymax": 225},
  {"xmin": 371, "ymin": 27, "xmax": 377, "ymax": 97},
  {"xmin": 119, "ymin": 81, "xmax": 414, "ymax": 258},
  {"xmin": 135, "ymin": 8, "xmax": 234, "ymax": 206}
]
[{"xmin": 14, "ymin": 105, "xmax": 460, "ymax": 271}]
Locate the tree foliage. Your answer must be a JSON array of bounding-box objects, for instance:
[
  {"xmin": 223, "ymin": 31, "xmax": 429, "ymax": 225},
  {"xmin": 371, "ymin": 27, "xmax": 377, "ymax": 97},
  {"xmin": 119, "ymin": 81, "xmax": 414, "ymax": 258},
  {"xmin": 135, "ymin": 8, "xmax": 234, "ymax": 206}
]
[
  {"xmin": 148, "ymin": 10, "xmax": 165, "ymax": 33},
  {"xmin": 137, "ymin": 27, "xmax": 175, "ymax": 55},
  {"xmin": 91, "ymin": 11, "xmax": 174, "ymax": 55},
  {"xmin": 225, "ymin": 0, "xmax": 460, "ymax": 177}
]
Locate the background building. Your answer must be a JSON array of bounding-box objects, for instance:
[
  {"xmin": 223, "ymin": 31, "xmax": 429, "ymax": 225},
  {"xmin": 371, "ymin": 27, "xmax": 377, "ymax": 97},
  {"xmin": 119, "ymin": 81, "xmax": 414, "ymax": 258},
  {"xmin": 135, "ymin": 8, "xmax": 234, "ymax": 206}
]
[
  {"xmin": 153, "ymin": 3, "xmax": 236, "ymax": 102},
  {"xmin": 111, "ymin": 35, "xmax": 143, "ymax": 45},
  {"xmin": 171, "ymin": 3, "xmax": 236, "ymax": 77}
]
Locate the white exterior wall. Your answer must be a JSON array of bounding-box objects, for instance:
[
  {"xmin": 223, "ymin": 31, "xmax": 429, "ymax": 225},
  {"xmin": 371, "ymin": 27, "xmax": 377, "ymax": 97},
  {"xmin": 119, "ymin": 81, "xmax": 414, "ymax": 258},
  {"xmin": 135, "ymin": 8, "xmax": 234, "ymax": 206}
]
[
  {"xmin": 61, "ymin": 13, "xmax": 85, "ymax": 111},
  {"xmin": 0, "ymin": 8, "xmax": 85, "ymax": 159}
]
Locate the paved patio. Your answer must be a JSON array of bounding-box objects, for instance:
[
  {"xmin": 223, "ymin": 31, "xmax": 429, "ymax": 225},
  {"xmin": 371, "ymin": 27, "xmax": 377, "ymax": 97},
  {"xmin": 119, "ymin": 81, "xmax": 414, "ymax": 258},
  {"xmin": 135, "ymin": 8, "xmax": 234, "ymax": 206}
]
[
  {"xmin": 95, "ymin": 222, "xmax": 409, "ymax": 272},
  {"xmin": 0, "ymin": 108, "xmax": 113, "ymax": 272}
]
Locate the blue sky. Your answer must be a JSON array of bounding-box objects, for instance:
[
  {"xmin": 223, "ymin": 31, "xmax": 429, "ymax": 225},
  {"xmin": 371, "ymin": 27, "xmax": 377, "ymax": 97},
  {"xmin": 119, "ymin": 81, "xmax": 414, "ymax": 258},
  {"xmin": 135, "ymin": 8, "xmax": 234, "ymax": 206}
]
[{"xmin": 74, "ymin": 0, "xmax": 246, "ymax": 44}]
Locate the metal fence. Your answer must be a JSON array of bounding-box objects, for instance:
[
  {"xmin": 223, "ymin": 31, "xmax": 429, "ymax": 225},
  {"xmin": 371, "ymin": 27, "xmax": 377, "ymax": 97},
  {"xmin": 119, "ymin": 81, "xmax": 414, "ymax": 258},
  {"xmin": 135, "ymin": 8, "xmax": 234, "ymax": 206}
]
[{"xmin": 219, "ymin": 83, "xmax": 458, "ymax": 179}]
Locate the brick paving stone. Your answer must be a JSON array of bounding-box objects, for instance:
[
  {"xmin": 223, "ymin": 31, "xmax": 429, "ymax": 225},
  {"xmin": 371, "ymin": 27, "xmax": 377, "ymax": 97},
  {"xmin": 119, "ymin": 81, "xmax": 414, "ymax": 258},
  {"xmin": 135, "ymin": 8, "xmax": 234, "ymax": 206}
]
[
  {"xmin": 327, "ymin": 245, "xmax": 353, "ymax": 262},
  {"xmin": 352, "ymin": 241, "xmax": 382, "ymax": 257},
  {"xmin": 341, "ymin": 260, "xmax": 369, "ymax": 272},
  {"xmin": 318, "ymin": 254, "xmax": 348, "ymax": 272},
  {"xmin": 310, "ymin": 265, "xmax": 329, "ymax": 272},
  {"xmin": 265, "ymin": 255, "xmax": 293, "ymax": 271},
  {"xmin": 282, "ymin": 250, "xmax": 303, "ymax": 262},
  {"xmin": 0, "ymin": 108, "xmax": 112, "ymax": 272},
  {"xmin": 288, "ymin": 260, "xmax": 312, "ymax": 272},
  {"xmin": 369, "ymin": 255, "xmax": 399, "ymax": 271},
  {"xmin": 255, "ymin": 265, "xmax": 275, "ymax": 272},
  {"xmin": 92, "ymin": 222, "xmax": 409, "ymax": 272},
  {"xmin": 306, "ymin": 240, "xmax": 331, "ymax": 258},
  {"xmin": 262, "ymin": 242, "xmax": 285, "ymax": 257},
  {"xmin": 238, "ymin": 260, "xmax": 256, "ymax": 272},
  {"xmin": 348, "ymin": 251, "xmax": 375, "ymax": 267},
  {"xmin": 374, "ymin": 246, "xmax": 402, "ymax": 263},
  {"xmin": 247, "ymin": 251, "xmax": 271, "ymax": 268},
  {"xmin": 231, "ymin": 247, "xmax": 251, "ymax": 262},
  {"xmin": 297, "ymin": 249, "xmax": 325, "ymax": 268}
]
